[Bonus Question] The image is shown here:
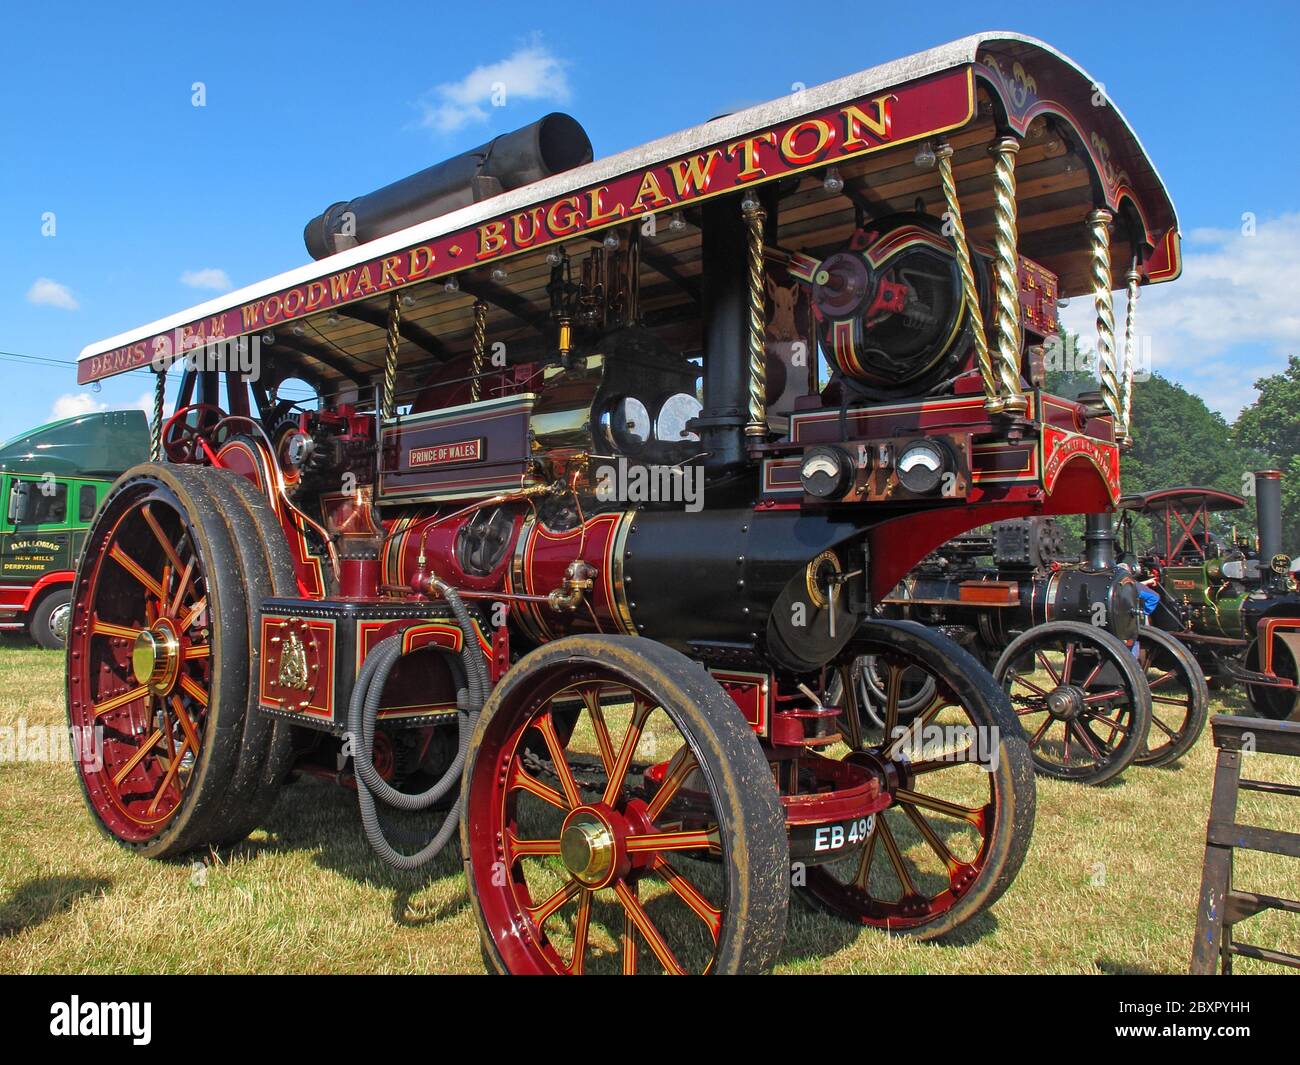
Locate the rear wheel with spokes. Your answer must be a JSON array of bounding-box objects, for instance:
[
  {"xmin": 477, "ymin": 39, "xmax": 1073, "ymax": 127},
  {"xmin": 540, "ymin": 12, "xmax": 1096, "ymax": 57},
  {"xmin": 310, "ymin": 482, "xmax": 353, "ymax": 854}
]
[
  {"xmin": 462, "ymin": 635, "xmax": 788, "ymax": 974},
  {"xmin": 995, "ymin": 621, "xmax": 1152, "ymax": 786},
  {"xmin": 800, "ymin": 620, "xmax": 1036, "ymax": 939},
  {"xmin": 825, "ymin": 654, "xmax": 937, "ymax": 732},
  {"xmin": 1133, "ymin": 627, "xmax": 1209, "ymax": 767},
  {"xmin": 66, "ymin": 464, "xmax": 259, "ymax": 856},
  {"xmin": 197, "ymin": 468, "xmax": 299, "ymax": 840}
]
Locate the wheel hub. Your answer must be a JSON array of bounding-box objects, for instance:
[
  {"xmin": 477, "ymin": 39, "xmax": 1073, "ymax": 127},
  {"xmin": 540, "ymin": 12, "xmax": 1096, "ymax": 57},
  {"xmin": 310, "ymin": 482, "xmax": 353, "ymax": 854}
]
[
  {"xmin": 560, "ymin": 808, "xmax": 618, "ymax": 887},
  {"xmin": 131, "ymin": 619, "xmax": 181, "ymax": 695},
  {"xmin": 1046, "ymin": 684, "xmax": 1086, "ymax": 720},
  {"xmin": 50, "ymin": 602, "xmax": 72, "ymax": 643}
]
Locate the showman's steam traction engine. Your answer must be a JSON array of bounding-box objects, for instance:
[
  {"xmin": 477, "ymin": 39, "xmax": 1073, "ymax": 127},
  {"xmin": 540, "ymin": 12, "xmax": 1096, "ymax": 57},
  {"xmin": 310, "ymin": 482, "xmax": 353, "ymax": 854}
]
[
  {"xmin": 68, "ymin": 32, "xmax": 1181, "ymax": 973},
  {"xmin": 873, "ymin": 514, "xmax": 1209, "ymax": 786}
]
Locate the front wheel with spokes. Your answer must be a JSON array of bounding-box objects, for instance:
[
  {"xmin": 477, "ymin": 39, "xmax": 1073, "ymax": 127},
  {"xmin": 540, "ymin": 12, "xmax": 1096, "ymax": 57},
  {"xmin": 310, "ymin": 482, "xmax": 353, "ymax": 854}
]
[
  {"xmin": 462, "ymin": 635, "xmax": 788, "ymax": 974},
  {"xmin": 1133, "ymin": 627, "xmax": 1209, "ymax": 767},
  {"xmin": 800, "ymin": 620, "xmax": 1036, "ymax": 940},
  {"xmin": 66, "ymin": 464, "xmax": 256, "ymax": 856},
  {"xmin": 994, "ymin": 621, "xmax": 1152, "ymax": 786}
]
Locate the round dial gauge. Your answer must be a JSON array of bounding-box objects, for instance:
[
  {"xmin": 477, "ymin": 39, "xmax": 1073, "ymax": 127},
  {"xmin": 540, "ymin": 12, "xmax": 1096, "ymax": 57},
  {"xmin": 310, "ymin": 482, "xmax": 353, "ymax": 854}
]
[
  {"xmin": 896, "ymin": 440, "xmax": 948, "ymax": 494},
  {"xmin": 654, "ymin": 393, "xmax": 702, "ymax": 442},
  {"xmin": 799, "ymin": 445, "xmax": 853, "ymax": 499},
  {"xmin": 601, "ymin": 396, "xmax": 651, "ymax": 450}
]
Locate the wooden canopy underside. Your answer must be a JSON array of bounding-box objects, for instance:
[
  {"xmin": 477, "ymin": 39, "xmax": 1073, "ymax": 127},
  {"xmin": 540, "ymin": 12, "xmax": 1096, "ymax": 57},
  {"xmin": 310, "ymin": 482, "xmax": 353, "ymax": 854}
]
[{"xmin": 272, "ymin": 92, "xmax": 1133, "ymax": 399}]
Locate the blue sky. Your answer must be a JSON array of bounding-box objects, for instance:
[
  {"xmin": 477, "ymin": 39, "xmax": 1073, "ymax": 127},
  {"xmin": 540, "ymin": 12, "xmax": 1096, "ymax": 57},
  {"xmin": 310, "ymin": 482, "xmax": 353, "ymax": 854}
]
[{"xmin": 3, "ymin": 0, "xmax": 1298, "ymax": 442}]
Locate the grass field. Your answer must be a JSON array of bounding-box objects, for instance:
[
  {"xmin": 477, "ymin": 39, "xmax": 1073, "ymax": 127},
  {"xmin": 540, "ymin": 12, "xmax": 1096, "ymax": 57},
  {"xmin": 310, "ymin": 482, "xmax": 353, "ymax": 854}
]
[{"xmin": 1, "ymin": 640, "xmax": 1295, "ymax": 974}]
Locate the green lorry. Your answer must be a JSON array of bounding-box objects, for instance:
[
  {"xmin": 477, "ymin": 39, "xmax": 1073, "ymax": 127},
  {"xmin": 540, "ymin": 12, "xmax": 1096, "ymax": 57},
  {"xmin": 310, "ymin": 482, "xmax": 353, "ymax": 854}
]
[{"xmin": 0, "ymin": 409, "xmax": 149, "ymax": 647}]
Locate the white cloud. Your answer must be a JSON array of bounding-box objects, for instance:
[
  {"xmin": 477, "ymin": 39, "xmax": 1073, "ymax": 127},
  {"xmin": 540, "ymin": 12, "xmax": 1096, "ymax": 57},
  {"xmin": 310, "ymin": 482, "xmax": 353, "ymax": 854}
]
[
  {"xmin": 1059, "ymin": 213, "xmax": 1300, "ymax": 418},
  {"xmin": 134, "ymin": 391, "xmax": 175, "ymax": 420},
  {"xmin": 50, "ymin": 393, "xmax": 107, "ymax": 420},
  {"xmin": 26, "ymin": 277, "xmax": 79, "ymax": 310},
  {"xmin": 417, "ymin": 39, "xmax": 570, "ymax": 134},
  {"xmin": 180, "ymin": 267, "xmax": 232, "ymax": 291}
]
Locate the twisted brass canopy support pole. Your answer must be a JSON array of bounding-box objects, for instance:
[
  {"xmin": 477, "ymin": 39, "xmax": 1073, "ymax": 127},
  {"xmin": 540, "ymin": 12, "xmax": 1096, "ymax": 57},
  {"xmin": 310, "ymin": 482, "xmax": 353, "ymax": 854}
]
[
  {"xmin": 470, "ymin": 300, "xmax": 488, "ymax": 403},
  {"xmin": 936, "ymin": 143, "xmax": 1001, "ymax": 414},
  {"xmin": 150, "ymin": 367, "xmax": 166, "ymax": 461},
  {"xmin": 741, "ymin": 195, "xmax": 768, "ymax": 440},
  {"xmin": 382, "ymin": 291, "xmax": 401, "ymax": 421},
  {"xmin": 1087, "ymin": 208, "xmax": 1121, "ymax": 424},
  {"xmin": 1120, "ymin": 259, "xmax": 1141, "ymax": 446},
  {"xmin": 990, "ymin": 137, "xmax": 1028, "ymax": 414}
]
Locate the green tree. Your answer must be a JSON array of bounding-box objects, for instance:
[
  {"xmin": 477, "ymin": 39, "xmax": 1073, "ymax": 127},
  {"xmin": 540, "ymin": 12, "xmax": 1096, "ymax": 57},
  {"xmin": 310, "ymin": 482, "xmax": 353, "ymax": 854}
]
[
  {"xmin": 1233, "ymin": 355, "xmax": 1300, "ymax": 555},
  {"xmin": 1045, "ymin": 360, "xmax": 1262, "ymax": 552},
  {"xmin": 1127, "ymin": 374, "xmax": 1258, "ymax": 498}
]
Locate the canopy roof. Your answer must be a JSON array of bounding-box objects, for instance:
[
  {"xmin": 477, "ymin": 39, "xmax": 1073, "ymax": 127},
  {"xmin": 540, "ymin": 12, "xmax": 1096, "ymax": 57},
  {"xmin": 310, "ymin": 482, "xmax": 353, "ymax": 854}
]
[
  {"xmin": 78, "ymin": 31, "xmax": 1181, "ymax": 390},
  {"xmin": 1121, "ymin": 487, "xmax": 1248, "ymax": 514}
]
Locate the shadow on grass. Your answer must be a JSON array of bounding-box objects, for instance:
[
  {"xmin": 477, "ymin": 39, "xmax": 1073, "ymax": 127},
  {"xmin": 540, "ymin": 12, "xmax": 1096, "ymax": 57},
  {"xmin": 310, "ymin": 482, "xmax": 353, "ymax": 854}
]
[
  {"xmin": 776, "ymin": 893, "xmax": 1003, "ymax": 968},
  {"xmin": 1096, "ymin": 958, "xmax": 1171, "ymax": 975},
  {"xmin": 0, "ymin": 876, "xmax": 110, "ymax": 938},
  {"xmin": 1214, "ymin": 687, "xmax": 1253, "ymax": 715},
  {"xmin": 199, "ymin": 774, "xmax": 1007, "ymax": 968},
  {"xmin": 211, "ymin": 775, "xmax": 471, "ymax": 925}
]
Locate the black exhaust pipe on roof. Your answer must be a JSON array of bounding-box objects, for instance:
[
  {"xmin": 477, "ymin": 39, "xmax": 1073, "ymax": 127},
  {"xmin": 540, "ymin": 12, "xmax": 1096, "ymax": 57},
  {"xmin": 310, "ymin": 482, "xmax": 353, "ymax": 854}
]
[
  {"xmin": 303, "ymin": 113, "xmax": 593, "ymax": 260},
  {"xmin": 1255, "ymin": 469, "xmax": 1284, "ymax": 566}
]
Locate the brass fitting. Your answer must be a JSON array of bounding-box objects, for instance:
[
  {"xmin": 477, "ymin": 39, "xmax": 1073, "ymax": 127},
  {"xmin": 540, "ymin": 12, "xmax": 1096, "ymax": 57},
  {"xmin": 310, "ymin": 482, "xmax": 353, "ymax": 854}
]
[{"xmin": 548, "ymin": 560, "xmax": 596, "ymax": 612}]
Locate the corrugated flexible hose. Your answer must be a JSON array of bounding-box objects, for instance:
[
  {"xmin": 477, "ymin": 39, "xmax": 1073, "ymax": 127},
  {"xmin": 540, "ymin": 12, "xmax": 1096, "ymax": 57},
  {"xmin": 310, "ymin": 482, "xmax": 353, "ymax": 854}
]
[{"xmin": 347, "ymin": 586, "xmax": 488, "ymax": 870}]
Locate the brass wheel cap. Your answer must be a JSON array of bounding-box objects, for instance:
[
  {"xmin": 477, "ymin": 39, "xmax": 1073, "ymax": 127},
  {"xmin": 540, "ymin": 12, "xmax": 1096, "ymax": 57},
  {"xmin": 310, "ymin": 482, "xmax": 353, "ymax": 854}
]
[
  {"xmin": 560, "ymin": 812, "xmax": 616, "ymax": 887},
  {"xmin": 131, "ymin": 623, "xmax": 180, "ymax": 694}
]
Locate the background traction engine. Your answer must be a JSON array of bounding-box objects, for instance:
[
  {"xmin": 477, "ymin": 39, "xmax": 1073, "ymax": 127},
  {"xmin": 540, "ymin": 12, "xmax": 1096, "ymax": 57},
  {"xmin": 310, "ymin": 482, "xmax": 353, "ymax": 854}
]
[
  {"xmin": 1121, "ymin": 472, "xmax": 1300, "ymax": 721},
  {"xmin": 876, "ymin": 514, "xmax": 1208, "ymax": 783},
  {"xmin": 66, "ymin": 32, "xmax": 1184, "ymax": 974}
]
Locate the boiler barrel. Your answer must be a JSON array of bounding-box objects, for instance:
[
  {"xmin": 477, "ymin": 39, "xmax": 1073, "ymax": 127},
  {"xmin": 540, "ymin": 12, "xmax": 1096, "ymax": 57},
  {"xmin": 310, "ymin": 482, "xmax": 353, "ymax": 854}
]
[
  {"xmin": 621, "ymin": 507, "xmax": 864, "ymax": 653},
  {"xmin": 303, "ymin": 113, "xmax": 593, "ymax": 260},
  {"xmin": 898, "ymin": 569, "xmax": 1140, "ymax": 641}
]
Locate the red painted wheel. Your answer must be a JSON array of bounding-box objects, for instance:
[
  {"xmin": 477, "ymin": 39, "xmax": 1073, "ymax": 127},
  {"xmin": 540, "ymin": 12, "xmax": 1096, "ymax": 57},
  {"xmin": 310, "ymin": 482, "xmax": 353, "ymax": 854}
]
[
  {"xmin": 161, "ymin": 404, "xmax": 229, "ymax": 464},
  {"xmin": 66, "ymin": 464, "xmax": 255, "ymax": 856},
  {"xmin": 826, "ymin": 654, "xmax": 936, "ymax": 730},
  {"xmin": 1132, "ymin": 628, "xmax": 1209, "ymax": 766},
  {"xmin": 462, "ymin": 635, "xmax": 788, "ymax": 974},
  {"xmin": 995, "ymin": 621, "xmax": 1152, "ymax": 785},
  {"xmin": 801, "ymin": 620, "xmax": 1035, "ymax": 939},
  {"xmin": 196, "ymin": 468, "xmax": 300, "ymax": 840}
]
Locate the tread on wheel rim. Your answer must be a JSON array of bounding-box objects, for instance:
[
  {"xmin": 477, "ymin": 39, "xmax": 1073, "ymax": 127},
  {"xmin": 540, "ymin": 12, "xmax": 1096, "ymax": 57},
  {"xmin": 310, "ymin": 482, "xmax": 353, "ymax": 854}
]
[{"xmin": 68, "ymin": 484, "xmax": 215, "ymax": 842}]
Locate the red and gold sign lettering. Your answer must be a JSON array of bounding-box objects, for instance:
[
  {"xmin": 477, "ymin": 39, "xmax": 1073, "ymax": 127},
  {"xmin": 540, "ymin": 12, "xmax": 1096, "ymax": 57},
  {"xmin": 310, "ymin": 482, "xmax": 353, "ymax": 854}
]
[{"xmin": 80, "ymin": 68, "xmax": 973, "ymax": 384}]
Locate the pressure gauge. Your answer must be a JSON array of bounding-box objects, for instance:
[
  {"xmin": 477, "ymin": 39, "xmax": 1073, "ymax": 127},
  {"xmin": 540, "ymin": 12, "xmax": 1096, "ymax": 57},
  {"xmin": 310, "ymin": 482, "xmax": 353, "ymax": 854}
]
[
  {"xmin": 654, "ymin": 393, "xmax": 702, "ymax": 442},
  {"xmin": 799, "ymin": 446, "xmax": 854, "ymax": 500},
  {"xmin": 896, "ymin": 439, "xmax": 949, "ymax": 494},
  {"xmin": 601, "ymin": 396, "xmax": 651, "ymax": 451}
]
